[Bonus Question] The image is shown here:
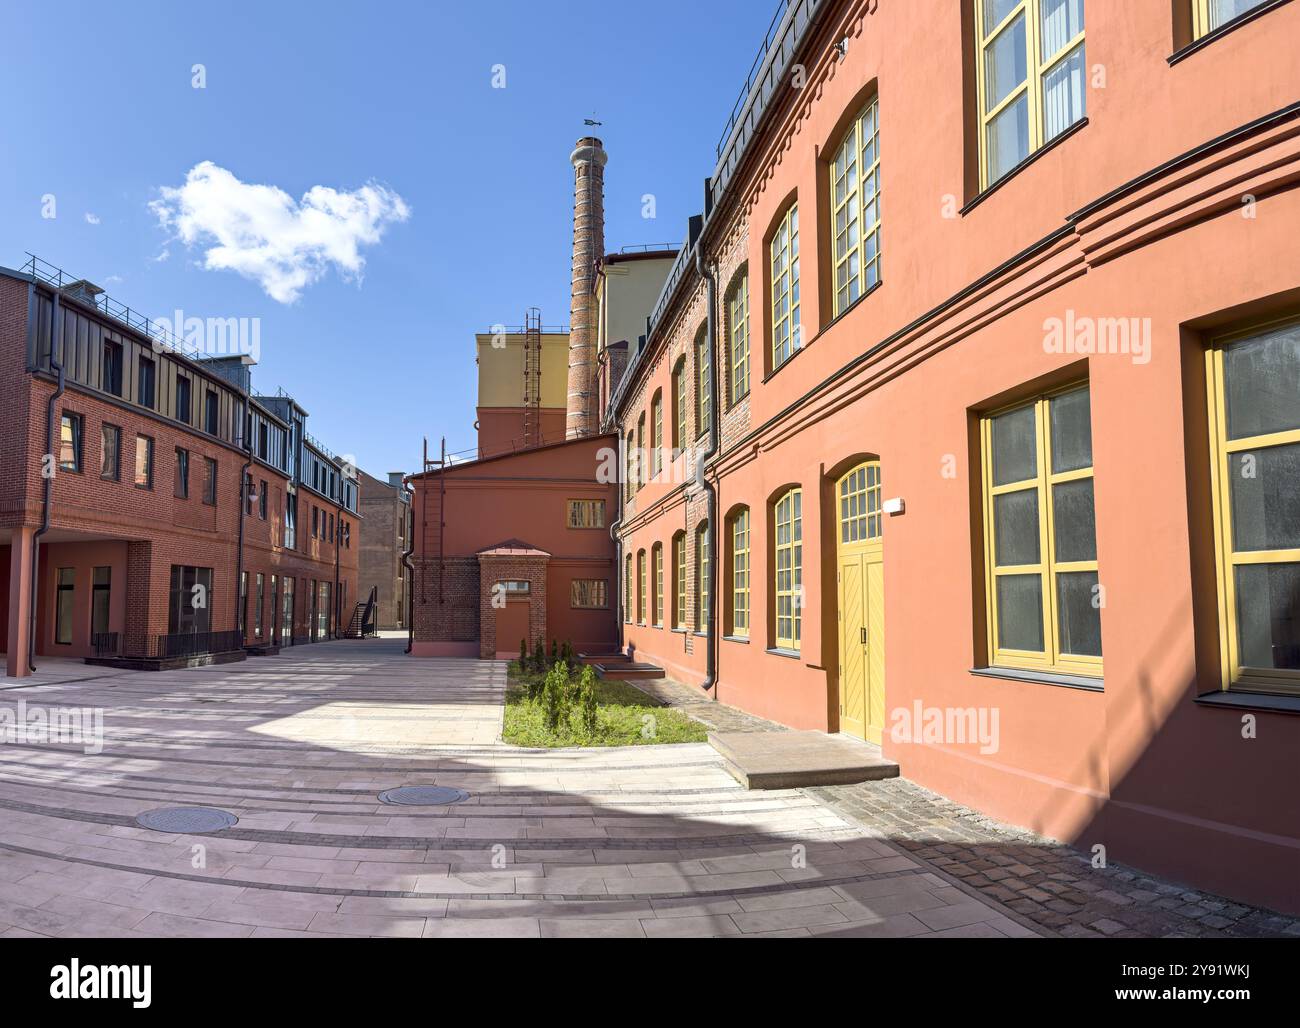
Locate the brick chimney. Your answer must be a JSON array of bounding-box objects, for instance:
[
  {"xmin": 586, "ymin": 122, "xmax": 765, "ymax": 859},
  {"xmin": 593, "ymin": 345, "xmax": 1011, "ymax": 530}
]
[{"xmin": 566, "ymin": 136, "xmax": 607, "ymax": 440}]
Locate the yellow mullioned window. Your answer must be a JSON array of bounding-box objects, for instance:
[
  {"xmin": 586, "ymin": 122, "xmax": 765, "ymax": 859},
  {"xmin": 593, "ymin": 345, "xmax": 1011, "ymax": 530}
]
[
  {"xmin": 980, "ymin": 384, "xmax": 1101, "ymax": 676},
  {"xmin": 673, "ymin": 359, "xmax": 687, "ymax": 453},
  {"xmin": 774, "ymin": 488, "xmax": 802, "ymax": 650},
  {"xmin": 566, "ymin": 499, "xmax": 606, "ymax": 529},
  {"xmin": 673, "ymin": 532, "xmax": 687, "ymax": 630},
  {"xmin": 1193, "ymin": 0, "xmax": 1272, "ymax": 38},
  {"xmin": 1206, "ymin": 317, "xmax": 1300, "ymax": 695},
  {"xmin": 830, "ymin": 98, "xmax": 882, "ymax": 318},
  {"xmin": 729, "ymin": 274, "xmax": 750, "ymax": 402},
  {"xmin": 624, "ymin": 553, "xmax": 633, "ymax": 623},
  {"xmin": 636, "ymin": 413, "xmax": 646, "ymax": 490},
  {"xmin": 695, "ymin": 327, "xmax": 711, "ymax": 439},
  {"xmin": 974, "ymin": 0, "xmax": 1087, "ymax": 189},
  {"xmin": 625, "ymin": 432, "xmax": 635, "ymax": 501},
  {"xmin": 651, "ymin": 391, "xmax": 663, "ymax": 477},
  {"xmin": 840, "ymin": 463, "xmax": 882, "ymax": 544},
  {"xmin": 696, "ymin": 521, "xmax": 710, "ymax": 630},
  {"xmin": 652, "ymin": 543, "xmax": 664, "ymax": 626},
  {"xmin": 770, "ymin": 203, "xmax": 801, "ymax": 369},
  {"xmin": 731, "ymin": 508, "xmax": 750, "ymax": 637},
  {"xmin": 638, "ymin": 549, "xmax": 647, "ymax": 623}
]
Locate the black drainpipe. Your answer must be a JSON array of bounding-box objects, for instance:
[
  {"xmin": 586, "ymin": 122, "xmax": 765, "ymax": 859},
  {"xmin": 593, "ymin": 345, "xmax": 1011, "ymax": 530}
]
[
  {"xmin": 696, "ymin": 245, "xmax": 720, "ymax": 696},
  {"xmin": 235, "ymin": 396, "xmax": 251, "ymax": 646},
  {"xmin": 333, "ymin": 490, "xmax": 343, "ymax": 639},
  {"xmin": 401, "ymin": 479, "xmax": 415, "ymax": 654},
  {"xmin": 30, "ymin": 290, "xmax": 65, "ymax": 672}
]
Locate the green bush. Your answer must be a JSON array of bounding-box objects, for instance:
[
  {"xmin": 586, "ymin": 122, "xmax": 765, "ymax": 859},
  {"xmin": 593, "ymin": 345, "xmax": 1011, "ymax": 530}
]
[
  {"xmin": 519, "ymin": 638, "xmax": 527, "ymax": 666},
  {"xmin": 542, "ymin": 661, "xmax": 570, "ymax": 732},
  {"xmin": 576, "ymin": 664, "xmax": 598, "ymax": 738},
  {"xmin": 532, "ymin": 638, "xmax": 546, "ymax": 673}
]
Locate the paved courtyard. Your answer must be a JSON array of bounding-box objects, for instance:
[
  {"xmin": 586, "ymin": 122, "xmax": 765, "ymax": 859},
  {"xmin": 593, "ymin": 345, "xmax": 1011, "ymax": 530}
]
[{"xmin": 0, "ymin": 639, "xmax": 1032, "ymax": 938}]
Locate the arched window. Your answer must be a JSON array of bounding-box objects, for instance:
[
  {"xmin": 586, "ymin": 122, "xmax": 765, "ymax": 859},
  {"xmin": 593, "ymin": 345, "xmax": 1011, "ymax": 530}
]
[
  {"xmin": 830, "ymin": 98, "xmax": 881, "ymax": 317},
  {"xmin": 625, "ymin": 431, "xmax": 635, "ymax": 501},
  {"xmin": 636, "ymin": 412, "xmax": 646, "ymax": 490},
  {"xmin": 637, "ymin": 549, "xmax": 647, "ymax": 623},
  {"xmin": 728, "ymin": 272, "xmax": 750, "ymax": 403},
  {"xmin": 694, "ymin": 325, "xmax": 711, "ymax": 438},
  {"xmin": 652, "ymin": 543, "xmax": 664, "ymax": 627},
  {"xmin": 975, "ymin": 0, "xmax": 1086, "ymax": 187},
  {"xmin": 695, "ymin": 520, "xmax": 711, "ymax": 630},
  {"xmin": 770, "ymin": 202, "xmax": 801, "ymax": 369},
  {"xmin": 774, "ymin": 488, "xmax": 803, "ymax": 651},
  {"xmin": 730, "ymin": 507, "xmax": 751, "ymax": 637},
  {"xmin": 650, "ymin": 390, "xmax": 663, "ymax": 477},
  {"xmin": 624, "ymin": 552, "xmax": 634, "ymax": 623},
  {"xmin": 672, "ymin": 531, "xmax": 687, "ymax": 630},
  {"xmin": 672, "ymin": 357, "xmax": 687, "ymax": 453}
]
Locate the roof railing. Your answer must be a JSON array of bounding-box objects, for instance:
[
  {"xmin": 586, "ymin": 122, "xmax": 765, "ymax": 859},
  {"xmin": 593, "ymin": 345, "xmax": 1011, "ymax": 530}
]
[{"xmin": 715, "ymin": 0, "xmax": 793, "ymax": 160}]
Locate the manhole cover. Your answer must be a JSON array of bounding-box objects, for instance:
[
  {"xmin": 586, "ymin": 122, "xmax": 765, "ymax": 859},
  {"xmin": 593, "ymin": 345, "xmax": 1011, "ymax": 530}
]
[
  {"xmin": 135, "ymin": 806, "xmax": 238, "ymax": 834},
  {"xmin": 378, "ymin": 786, "xmax": 469, "ymax": 806}
]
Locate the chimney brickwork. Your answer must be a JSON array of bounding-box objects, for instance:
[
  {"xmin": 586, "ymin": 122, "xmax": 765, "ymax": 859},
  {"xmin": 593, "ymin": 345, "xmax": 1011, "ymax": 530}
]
[{"xmin": 566, "ymin": 137, "xmax": 606, "ymax": 440}]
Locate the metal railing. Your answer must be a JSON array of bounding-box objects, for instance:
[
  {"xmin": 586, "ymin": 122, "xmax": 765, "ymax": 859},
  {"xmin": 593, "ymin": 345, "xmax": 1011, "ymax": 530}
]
[
  {"xmin": 91, "ymin": 632, "xmax": 120, "ymax": 658},
  {"xmin": 148, "ymin": 630, "xmax": 244, "ymax": 660},
  {"xmin": 22, "ymin": 253, "xmax": 201, "ymax": 360}
]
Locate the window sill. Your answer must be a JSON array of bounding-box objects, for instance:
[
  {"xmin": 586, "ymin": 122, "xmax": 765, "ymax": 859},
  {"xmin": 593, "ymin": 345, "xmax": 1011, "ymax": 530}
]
[
  {"xmin": 969, "ymin": 666, "xmax": 1103, "ymax": 692},
  {"xmin": 723, "ymin": 635, "xmax": 750, "ymax": 644},
  {"xmin": 1194, "ymin": 690, "xmax": 1300, "ymax": 715},
  {"xmin": 824, "ymin": 279, "xmax": 883, "ymax": 334},
  {"xmin": 1168, "ymin": 0, "xmax": 1293, "ymax": 66},
  {"xmin": 762, "ymin": 341, "xmax": 811, "ymax": 386},
  {"xmin": 961, "ymin": 118, "xmax": 1090, "ymax": 217},
  {"xmin": 766, "ymin": 647, "xmax": 802, "ymax": 660},
  {"xmin": 693, "ymin": 631, "xmax": 709, "ymax": 638},
  {"xmin": 671, "ymin": 627, "xmax": 688, "ymax": 635}
]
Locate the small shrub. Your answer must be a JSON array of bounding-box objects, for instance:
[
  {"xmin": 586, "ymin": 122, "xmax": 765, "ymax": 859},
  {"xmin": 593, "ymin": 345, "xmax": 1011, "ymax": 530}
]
[
  {"xmin": 576, "ymin": 665, "xmax": 599, "ymax": 738},
  {"xmin": 532, "ymin": 638, "xmax": 546, "ymax": 673},
  {"xmin": 542, "ymin": 661, "xmax": 570, "ymax": 732},
  {"xmin": 550, "ymin": 639, "xmax": 558, "ymax": 664},
  {"xmin": 519, "ymin": 638, "xmax": 527, "ymax": 666}
]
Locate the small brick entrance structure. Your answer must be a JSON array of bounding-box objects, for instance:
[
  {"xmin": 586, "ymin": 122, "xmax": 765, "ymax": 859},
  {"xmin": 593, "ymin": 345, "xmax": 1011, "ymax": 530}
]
[{"xmin": 477, "ymin": 541, "xmax": 548, "ymax": 660}]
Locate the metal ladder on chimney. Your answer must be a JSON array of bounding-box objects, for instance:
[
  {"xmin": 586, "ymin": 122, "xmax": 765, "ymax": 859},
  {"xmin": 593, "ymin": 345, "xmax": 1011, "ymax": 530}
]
[{"xmin": 522, "ymin": 307, "xmax": 542, "ymax": 449}]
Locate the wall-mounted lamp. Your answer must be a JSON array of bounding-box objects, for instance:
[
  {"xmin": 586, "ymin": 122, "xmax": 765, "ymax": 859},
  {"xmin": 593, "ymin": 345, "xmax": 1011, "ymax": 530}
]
[
  {"xmin": 883, "ymin": 497, "xmax": 905, "ymax": 516},
  {"xmin": 834, "ymin": 37, "xmax": 849, "ymax": 60}
]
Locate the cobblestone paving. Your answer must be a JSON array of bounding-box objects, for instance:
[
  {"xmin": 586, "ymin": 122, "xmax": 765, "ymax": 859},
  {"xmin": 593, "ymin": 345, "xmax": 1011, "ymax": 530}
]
[
  {"xmin": 0, "ymin": 641, "xmax": 1028, "ymax": 938},
  {"xmin": 629, "ymin": 679, "xmax": 1300, "ymax": 939}
]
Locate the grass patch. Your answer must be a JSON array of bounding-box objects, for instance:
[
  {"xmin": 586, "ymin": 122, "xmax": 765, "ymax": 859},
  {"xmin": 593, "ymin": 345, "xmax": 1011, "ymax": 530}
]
[{"xmin": 503, "ymin": 661, "xmax": 708, "ymax": 748}]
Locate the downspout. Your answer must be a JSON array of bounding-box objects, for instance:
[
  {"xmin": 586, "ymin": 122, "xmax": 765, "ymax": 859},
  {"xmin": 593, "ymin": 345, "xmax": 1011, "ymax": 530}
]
[
  {"xmin": 609, "ymin": 439, "xmax": 624, "ymax": 655},
  {"xmin": 30, "ymin": 290, "xmax": 65, "ymax": 672},
  {"xmin": 333, "ymin": 494, "xmax": 343, "ymax": 639},
  {"xmin": 401, "ymin": 479, "xmax": 415, "ymax": 654},
  {"xmin": 695, "ymin": 246, "xmax": 720, "ymax": 695},
  {"xmin": 235, "ymin": 396, "xmax": 250, "ymax": 647}
]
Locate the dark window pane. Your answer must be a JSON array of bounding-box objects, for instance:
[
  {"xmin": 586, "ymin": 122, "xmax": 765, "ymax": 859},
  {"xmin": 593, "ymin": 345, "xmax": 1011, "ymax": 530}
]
[
  {"xmin": 1223, "ymin": 325, "xmax": 1300, "ymax": 440},
  {"xmin": 1228, "ymin": 443, "xmax": 1300, "ymax": 552},
  {"xmin": 991, "ymin": 404, "xmax": 1037, "ymax": 485},
  {"xmin": 1050, "ymin": 387, "xmax": 1093, "ymax": 473},
  {"xmin": 997, "ymin": 573, "xmax": 1044, "ymax": 652},
  {"xmin": 1235, "ymin": 563, "xmax": 1300, "ymax": 671},
  {"xmin": 994, "ymin": 488, "xmax": 1040, "ymax": 566},
  {"xmin": 1052, "ymin": 478, "xmax": 1097, "ymax": 562},
  {"xmin": 1057, "ymin": 571, "xmax": 1102, "ymax": 657}
]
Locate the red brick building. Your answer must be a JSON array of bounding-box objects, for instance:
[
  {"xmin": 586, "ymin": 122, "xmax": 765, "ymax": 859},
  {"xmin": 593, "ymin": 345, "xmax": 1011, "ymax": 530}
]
[{"xmin": 1, "ymin": 257, "xmax": 361, "ymax": 676}]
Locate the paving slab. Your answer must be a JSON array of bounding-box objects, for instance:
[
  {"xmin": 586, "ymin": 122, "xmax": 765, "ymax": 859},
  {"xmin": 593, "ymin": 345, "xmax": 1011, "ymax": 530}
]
[{"xmin": 709, "ymin": 730, "xmax": 899, "ymax": 789}]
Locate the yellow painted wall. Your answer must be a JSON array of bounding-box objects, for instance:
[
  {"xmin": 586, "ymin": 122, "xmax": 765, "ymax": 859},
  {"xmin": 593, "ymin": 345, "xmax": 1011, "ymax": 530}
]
[
  {"xmin": 598, "ymin": 257, "xmax": 675, "ymax": 352},
  {"xmin": 476, "ymin": 331, "xmax": 569, "ymax": 408}
]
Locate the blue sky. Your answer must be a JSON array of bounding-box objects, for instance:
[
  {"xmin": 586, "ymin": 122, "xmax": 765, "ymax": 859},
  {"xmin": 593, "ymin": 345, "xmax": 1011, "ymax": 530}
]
[{"xmin": 0, "ymin": 0, "xmax": 764, "ymax": 475}]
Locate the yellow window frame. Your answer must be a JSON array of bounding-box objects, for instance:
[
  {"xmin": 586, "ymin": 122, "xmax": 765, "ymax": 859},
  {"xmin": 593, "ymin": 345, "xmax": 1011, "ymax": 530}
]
[
  {"xmin": 839, "ymin": 461, "xmax": 883, "ymax": 545},
  {"xmin": 673, "ymin": 359, "xmax": 687, "ymax": 452},
  {"xmin": 567, "ymin": 499, "xmax": 606, "ymax": 529},
  {"xmin": 696, "ymin": 522, "xmax": 710, "ymax": 629},
  {"xmin": 732, "ymin": 508, "xmax": 750, "ymax": 636},
  {"xmin": 653, "ymin": 543, "xmax": 664, "ymax": 626},
  {"xmin": 1206, "ymin": 318, "xmax": 1300, "ymax": 696},
  {"xmin": 1192, "ymin": 0, "xmax": 1270, "ymax": 39},
  {"xmin": 673, "ymin": 532, "xmax": 687, "ymax": 630},
  {"xmin": 979, "ymin": 385, "xmax": 1101, "ymax": 676},
  {"xmin": 638, "ymin": 549, "xmax": 647, "ymax": 624},
  {"xmin": 624, "ymin": 553, "xmax": 633, "ymax": 624},
  {"xmin": 770, "ymin": 203, "xmax": 801, "ymax": 370},
  {"xmin": 974, "ymin": 0, "xmax": 1086, "ymax": 190},
  {"xmin": 636, "ymin": 414, "xmax": 646, "ymax": 490},
  {"xmin": 695, "ymin": 327, "xmax": 711, "ymax": 439},
  {"xmin": 651, "ymin": 392, "xmax": 663, "ymax": 477},
  {"xmin": 775, "ymin": 488, "xmax": 803, "ymax": 650},
  {"xmin": 830, "ymin": 98, "xmax": 882, "ymax": 318},
  {"xmin": 729, "ymin": 274, "xmax": 750, "ymax": 402}
]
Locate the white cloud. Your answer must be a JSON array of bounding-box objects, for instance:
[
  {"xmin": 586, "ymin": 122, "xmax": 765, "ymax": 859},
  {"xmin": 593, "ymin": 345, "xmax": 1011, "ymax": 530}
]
[
  {"xmin": 150, "ymin": 161, "xmax": 411, "ymax": 303},
  {"xmin": 84, "ymin": 212, "xmax": 100, "ymax": 225}
]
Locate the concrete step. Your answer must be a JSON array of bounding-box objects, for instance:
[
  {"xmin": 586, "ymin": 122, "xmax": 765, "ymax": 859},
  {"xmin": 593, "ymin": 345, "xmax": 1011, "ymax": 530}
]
[
  {"xmin": 578, "ymin": 651, "xmax": 630, "ymax": 666},
  {"xmin": 595, "ymin": 662, "xmax": 664, "ymax": 682},
  {"xmin": 709, "ymin": 730, "xmax": 900, "ymax": 790}
]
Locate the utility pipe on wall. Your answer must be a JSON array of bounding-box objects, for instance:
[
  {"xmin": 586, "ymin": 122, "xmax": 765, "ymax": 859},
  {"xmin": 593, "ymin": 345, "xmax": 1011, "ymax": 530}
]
[{"xmin": 30, "ymin": 290, "xmax": 65, "ymax": 672}]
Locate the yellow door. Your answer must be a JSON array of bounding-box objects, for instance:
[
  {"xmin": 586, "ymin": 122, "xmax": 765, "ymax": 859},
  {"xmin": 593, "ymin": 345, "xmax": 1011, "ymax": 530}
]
[
  {"xmin": 838, "ymin": 555, "xmax": 867, "ymax": 739},
  {"xmin": 836, "ymin": 461, "xmax": 885, "ymax": 745}
]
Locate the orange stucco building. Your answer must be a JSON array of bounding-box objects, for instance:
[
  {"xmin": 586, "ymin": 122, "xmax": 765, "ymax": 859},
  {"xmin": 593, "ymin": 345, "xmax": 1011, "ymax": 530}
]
[{"xmin": 604, "ymin": 0, "xmax": 1300, "ymax": 915}]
